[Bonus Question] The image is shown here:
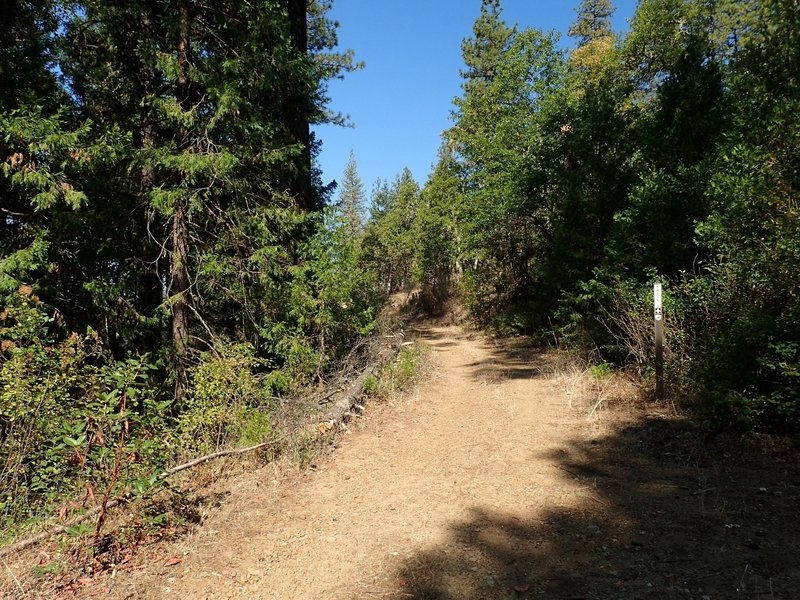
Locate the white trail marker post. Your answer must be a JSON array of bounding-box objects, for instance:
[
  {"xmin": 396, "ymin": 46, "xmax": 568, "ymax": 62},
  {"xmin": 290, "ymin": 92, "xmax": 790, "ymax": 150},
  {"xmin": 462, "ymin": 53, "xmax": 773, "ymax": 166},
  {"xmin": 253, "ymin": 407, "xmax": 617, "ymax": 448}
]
[{"xmin": 654, "ymin": 283, "xmax": 664, "ymax": 400}]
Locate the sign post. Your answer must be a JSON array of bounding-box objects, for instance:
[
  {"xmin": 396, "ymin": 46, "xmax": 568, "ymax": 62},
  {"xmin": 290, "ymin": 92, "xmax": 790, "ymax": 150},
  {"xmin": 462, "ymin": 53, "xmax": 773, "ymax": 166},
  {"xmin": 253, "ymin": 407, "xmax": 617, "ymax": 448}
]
[{"xmin": 654, "ymin": 283, "xmax": 664, "ymax": 400}]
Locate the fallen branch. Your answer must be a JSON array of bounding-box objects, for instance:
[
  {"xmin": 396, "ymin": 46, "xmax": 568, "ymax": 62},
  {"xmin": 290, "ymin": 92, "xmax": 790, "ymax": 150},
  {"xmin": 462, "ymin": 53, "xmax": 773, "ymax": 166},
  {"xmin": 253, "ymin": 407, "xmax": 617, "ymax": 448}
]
[
  {"xmin": 315, "ymin": 385, "xmax": 346, "ymax": 405},
  {"xmin": 156, "ymin": 439, "xmax": 278, "ymax": 480},
  {"xmin": 0, "ymin": 439, "xmax": 280, "ymax": 559},
  {"xmin": 0, "ymin": 498, "xmax": 127, "ymax": 560}
]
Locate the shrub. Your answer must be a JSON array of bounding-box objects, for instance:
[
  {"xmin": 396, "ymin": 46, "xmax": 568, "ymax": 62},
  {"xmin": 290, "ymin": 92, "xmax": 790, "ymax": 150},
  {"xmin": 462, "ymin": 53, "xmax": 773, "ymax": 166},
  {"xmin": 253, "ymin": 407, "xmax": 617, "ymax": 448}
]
[
  {"xmin": 0, "ymin": 291, "xmax": 170, "ymax": 523},
  {"xmin": 179, "ymin": 342, "xmax": 276, "ymax": 456}
]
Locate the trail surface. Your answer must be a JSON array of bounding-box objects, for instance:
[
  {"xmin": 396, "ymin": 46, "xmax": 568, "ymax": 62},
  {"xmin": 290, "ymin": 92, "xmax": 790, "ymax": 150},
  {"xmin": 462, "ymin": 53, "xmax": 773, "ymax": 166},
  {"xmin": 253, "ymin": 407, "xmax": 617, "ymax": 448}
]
[{"xmin": 106, "ymin": 324, "xmax": 799, "ymax": 599}]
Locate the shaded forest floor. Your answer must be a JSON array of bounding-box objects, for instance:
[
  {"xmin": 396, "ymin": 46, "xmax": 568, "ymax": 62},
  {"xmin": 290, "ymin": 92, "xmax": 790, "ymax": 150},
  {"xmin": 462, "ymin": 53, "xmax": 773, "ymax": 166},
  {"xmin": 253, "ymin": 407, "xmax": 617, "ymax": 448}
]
[{"xmin": 6, "ymin": 322, "xmax": 800, "ymax": 599}]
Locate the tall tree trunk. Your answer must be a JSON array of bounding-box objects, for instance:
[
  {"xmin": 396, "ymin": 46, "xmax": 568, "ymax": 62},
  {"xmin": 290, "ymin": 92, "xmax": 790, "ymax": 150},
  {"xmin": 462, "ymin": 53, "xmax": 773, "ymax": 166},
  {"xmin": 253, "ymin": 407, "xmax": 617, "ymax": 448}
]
[
  {"xmin": 171, "ymin": 198, "xmax": 190, "ymax": 401},
  {"xmin": 137, "ymin": 6, "xmax": 164, "ymax": 356},
  {"xmin": 286, "ymin": 0, "xmax": 313, "ymax": 211},
  {"xmin": 171, "ymin": 0, "xmax": 191, "ymax": 401},
  {"xmin": 138, "ymin": 7, "xmax": 156, "ymax": 192}
]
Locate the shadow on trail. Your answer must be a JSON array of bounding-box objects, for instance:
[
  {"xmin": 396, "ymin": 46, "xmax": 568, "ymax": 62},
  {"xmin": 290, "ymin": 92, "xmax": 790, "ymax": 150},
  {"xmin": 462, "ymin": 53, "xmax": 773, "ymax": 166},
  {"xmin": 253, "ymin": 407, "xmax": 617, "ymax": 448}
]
[
  {"xmin": 388, "ymin": 415, "xmax": 800, "ymax": 599},
  {"xmin": 414, "ymin": 325, "xmax": 549, "ymax": 382}
]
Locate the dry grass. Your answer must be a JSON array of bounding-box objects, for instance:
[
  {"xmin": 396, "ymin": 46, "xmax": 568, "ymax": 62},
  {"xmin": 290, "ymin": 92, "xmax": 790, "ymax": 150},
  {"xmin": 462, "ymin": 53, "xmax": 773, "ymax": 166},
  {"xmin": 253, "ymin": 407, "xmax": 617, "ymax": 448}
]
[{"xmin": 543, "ymin": 351, "xmax": 645, "ymax": 420}]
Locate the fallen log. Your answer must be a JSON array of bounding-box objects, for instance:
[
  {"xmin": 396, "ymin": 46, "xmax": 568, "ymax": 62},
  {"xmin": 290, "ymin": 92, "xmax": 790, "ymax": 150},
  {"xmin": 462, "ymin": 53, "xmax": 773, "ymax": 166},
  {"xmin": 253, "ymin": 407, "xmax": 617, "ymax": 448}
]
[{"xmin": 319, "ymin": 336, "xmax": 404, "ymax": 426}]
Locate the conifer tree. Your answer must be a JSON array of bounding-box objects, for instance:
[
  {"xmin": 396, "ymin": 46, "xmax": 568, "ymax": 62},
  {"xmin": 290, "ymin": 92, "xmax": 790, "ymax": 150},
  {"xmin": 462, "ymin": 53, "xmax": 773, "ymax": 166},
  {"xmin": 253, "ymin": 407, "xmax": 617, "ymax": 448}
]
[
  {"xmin": 369, "ymin": 178, "xmax": 393, "ymax": 221},
  {"xmin": 42, "ymin": 0, "xmax": 358, "ymax": 399},
  {"xmin": 0, "ymin": 0, "xmax": 78, "ymax": 299},
  {"xmin": 414, "ymin": 145, "xmax": 463, "ymax": 312},
  {"xmin": 568, "ymin": 0, "xmax": 615, "ymax": 46},
  {"xmin": 337, "ymin": 150, "xmax": 366, "ymax": 237},
  {"xmin": 567, "ymin": 0, "xmax": 616, "ymax": 79},
  {"xmin": 448, "ymin": 0, "xmax": 564, "ymax": 319}
]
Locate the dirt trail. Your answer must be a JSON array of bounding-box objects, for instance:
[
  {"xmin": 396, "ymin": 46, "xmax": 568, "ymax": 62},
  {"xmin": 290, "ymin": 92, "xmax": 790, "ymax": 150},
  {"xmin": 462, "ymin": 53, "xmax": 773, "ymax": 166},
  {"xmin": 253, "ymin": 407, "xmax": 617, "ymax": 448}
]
[
  {"xmin": 106, "ymin": 324, "xmax": 594, "ymax": 599},
  {"xmin": 105, "ymin": 324, "xmax": 799, "ymax": 599}
]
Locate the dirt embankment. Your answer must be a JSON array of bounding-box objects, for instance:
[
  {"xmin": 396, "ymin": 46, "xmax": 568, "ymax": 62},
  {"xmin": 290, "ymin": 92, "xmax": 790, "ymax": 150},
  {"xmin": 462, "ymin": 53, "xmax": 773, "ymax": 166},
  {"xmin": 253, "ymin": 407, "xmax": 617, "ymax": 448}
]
[{"xmin": 6, "ymin": 323, "xmax": 800, "ymax": 599}]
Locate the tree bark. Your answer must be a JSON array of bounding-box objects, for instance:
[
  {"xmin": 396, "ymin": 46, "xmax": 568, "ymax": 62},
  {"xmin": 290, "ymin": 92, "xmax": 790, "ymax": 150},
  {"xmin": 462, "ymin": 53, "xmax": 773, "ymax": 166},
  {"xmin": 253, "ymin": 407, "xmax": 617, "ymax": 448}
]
[
  {"xmin": 286, "ymin": 0, "xmax": 313, "ymax": 211},
  {"xmin": 171, "ymin": 0, "xmax": 192, "ymax": 401},
  {"xmin": 170, "ymin": 199, "xmax": 190, "ymax": 401}
]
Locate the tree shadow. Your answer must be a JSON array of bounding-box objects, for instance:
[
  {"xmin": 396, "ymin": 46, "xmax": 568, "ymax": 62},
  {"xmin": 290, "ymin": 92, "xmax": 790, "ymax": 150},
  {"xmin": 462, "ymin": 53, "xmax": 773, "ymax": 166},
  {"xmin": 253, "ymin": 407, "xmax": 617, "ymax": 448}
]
[
  {"xmin": 465, "ymin": 352, "xmax": 546, "ymax": 382},
  {"xmin": 388, "ymin": 416, "xmax": 800, "ymax": 599},
  {"xmin": 414, "ymin": 325, "xmax": 549, "ymax": 382},
  {"xmin": 464, "ymin": 341, "xmax": 548, "ymax": 382}
]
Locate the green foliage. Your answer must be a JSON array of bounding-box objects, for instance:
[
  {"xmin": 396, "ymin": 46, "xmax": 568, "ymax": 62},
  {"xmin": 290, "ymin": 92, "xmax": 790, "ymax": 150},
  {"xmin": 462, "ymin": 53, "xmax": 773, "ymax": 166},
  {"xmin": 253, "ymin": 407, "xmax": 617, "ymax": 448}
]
[
  {"xmin": 272, "ymin": 208, "xmax": 382, "ymax": 384},
  {"xmin": 361, "ymin": 169, "xmax": 421, "ymax": 293},
  {"xmin": 336, "ymin": 150, "xmax": 367, "ymax": 237},
  {"xmin": 179, "ymin": 343, "xmax": 274, "ymax": 456},
  {"xmin": 413, "ymin": 147, "xmax": 463, "ymax": 313},
  {"xmin": 569, "ymin": 0, "xmax": 615, "ymax": 46},
  {"xmin": 0, "ymin": 0, "xmax": 383, "ymax": 535},
  {"xmin": 362, "ymin": 373, "xmax": 380, "ymax": 396},
  {"xmin": 361, "ymin": 346, "xmax": 422, "ymax": 399},
  {"xmin": 0, "ymin": 292, "xmax": 170, "ymax": 522},
  {"xmin": 446, "ymin": 4, "xmax": 567, "ymax": 323},
  {"xmin": 590, "ymin": 361, "xmax": 614, "ymax": 379},
  {"xmin": 0, "ymin": 234, "xmax": 49, "ymax": 296},
  {"xmin": 31, "ymin": 560, "xmax": 64, "ymax": 579}
]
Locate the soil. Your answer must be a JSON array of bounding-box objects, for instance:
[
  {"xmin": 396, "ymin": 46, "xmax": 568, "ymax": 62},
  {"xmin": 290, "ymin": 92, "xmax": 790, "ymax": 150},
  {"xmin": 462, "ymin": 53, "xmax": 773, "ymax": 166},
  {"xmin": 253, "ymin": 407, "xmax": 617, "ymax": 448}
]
[{"xmin": 5, "ymin": 323, "xmax": 800, "ymax": 599}]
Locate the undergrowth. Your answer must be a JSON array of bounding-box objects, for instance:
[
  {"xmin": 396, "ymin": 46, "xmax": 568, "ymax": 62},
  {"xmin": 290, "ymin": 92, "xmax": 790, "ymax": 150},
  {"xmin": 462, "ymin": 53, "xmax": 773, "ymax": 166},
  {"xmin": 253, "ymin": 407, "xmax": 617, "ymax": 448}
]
[
  {"xmin": 0, "ymin": 307, "xmax": 413, "ymax": 598},
  {"xmin": 362, "ymin": 344, "xmax": 423, "ymax": 400}
]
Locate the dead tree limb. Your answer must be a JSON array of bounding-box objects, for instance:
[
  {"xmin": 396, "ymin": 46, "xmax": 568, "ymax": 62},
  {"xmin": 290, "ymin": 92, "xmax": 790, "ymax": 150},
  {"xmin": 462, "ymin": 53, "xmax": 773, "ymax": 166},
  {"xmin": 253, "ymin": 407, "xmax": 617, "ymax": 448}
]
[{"xmin": 320, "ymin": 337, "xmax": 404, "ymax": 425}]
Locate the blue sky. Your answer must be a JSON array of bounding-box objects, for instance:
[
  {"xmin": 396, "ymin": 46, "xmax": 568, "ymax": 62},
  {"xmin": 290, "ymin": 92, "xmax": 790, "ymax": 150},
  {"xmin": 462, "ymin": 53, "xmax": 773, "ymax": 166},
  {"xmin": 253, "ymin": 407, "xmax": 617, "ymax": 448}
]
[{"xmin": 313, "ymin": 0, "xmax": 639, "ymax": 198}]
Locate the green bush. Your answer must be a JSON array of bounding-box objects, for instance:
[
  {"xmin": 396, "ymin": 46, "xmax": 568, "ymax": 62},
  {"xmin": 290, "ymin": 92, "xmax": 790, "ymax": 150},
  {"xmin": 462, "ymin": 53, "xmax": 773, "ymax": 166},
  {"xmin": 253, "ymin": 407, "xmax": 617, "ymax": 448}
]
[
  {"xmin": 362, "ymin": 373, "xmax": 379, "ymax": 396},
  {"xmin": 361, "ymin": 346, "xmax": 421, "ymax": 400},
  {"xmin": 0, "ymin": 292, "xmax": 171, "ymax": 523},
  {"xmin": 179, "ymin": 343, "xmax": 276, "ymax": 456}
]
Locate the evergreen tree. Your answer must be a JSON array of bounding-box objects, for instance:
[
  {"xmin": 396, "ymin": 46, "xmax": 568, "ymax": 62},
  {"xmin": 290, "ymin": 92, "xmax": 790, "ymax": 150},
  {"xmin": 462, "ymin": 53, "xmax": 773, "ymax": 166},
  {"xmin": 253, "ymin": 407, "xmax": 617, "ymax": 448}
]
[
  {"xmin": 0, "ymin": 0, "xmax": 60, "ymax": 275},
  {"xmin": 414, "ymin": 145, "xmax": 463, "ymax": 313},
  {"xmin": 448, "ymin": 0, "xmax": 565, "ymax": 321},
  {"xmin": 55, "ymin": 0, "xmax": 359, "ymax": 399},
  {"xmin": 568, "ymin": 0, "xmax": 615, "ymax": 46},
  {"xmin": 567, "ymin": 0, "xmax": 616, "ymax": 81},
  {"xmin": 337, "ymin": 150, "xmax": 366, "ymax": 237},
  {"xmin": 0, "ymin": 0, "xmax": 385, "ymax": 522},
  {"xmin": 369, "ymin": 178, "xmax": 393, "ymax": 221},
  {"xmin": 460, "ymin": 0, "xmax": 515, "ymax": 86},
  {"xmin": 360, "ymin": 169, "xmax": 420, "ymax": 293}
]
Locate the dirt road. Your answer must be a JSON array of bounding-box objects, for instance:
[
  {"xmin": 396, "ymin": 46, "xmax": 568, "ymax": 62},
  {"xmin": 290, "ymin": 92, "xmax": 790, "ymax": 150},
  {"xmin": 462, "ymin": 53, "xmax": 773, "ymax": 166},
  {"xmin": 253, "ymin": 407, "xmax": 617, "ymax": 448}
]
[{"xmin": 105, "ymin": 324, "xmax": 800, "ymax": 599}]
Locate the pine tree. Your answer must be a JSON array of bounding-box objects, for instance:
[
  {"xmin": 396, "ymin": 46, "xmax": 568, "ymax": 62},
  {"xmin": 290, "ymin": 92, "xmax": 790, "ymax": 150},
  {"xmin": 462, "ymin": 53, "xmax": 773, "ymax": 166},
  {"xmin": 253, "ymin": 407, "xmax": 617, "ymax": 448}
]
[
  {"xmin": 567, "ymin": 0, "xmax": 616, "ymax": 79},
  {"xmin": 361, "ymin": 169, "xmax": 420, "ymax": 293},
  {"xmin": 337, "ymin": 150, "xmax": 366, "ymax": 237},
  {"xmin": 56, "ymin": 0, "xmax": 358, "ymax": 399},
  {"xmin": 369, "ymin": 178, "xmax": 393, "ymax": 221},
  {"xmin": 568, "ymin": 0, "xmax": 615, "ymax": 46},
  {"xmin": 460, "ymin": 0, "xmax": 514, "ymax": 86}
]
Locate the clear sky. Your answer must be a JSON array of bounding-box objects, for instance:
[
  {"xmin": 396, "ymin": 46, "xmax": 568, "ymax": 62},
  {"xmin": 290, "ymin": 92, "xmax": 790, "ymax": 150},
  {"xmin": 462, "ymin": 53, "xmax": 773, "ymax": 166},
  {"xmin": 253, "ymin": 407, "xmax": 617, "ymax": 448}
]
[{"xmin": 313, "ymin": 0, "xmax": 639, "ymax": 198}]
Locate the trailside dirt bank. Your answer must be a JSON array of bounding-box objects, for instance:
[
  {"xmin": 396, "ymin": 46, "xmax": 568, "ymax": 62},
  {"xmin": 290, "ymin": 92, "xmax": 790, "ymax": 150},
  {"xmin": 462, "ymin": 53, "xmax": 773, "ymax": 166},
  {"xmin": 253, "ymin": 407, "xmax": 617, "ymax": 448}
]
[{"xmin": 70, "ymin": 325, "xmax": 800, "ymax": 598}]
